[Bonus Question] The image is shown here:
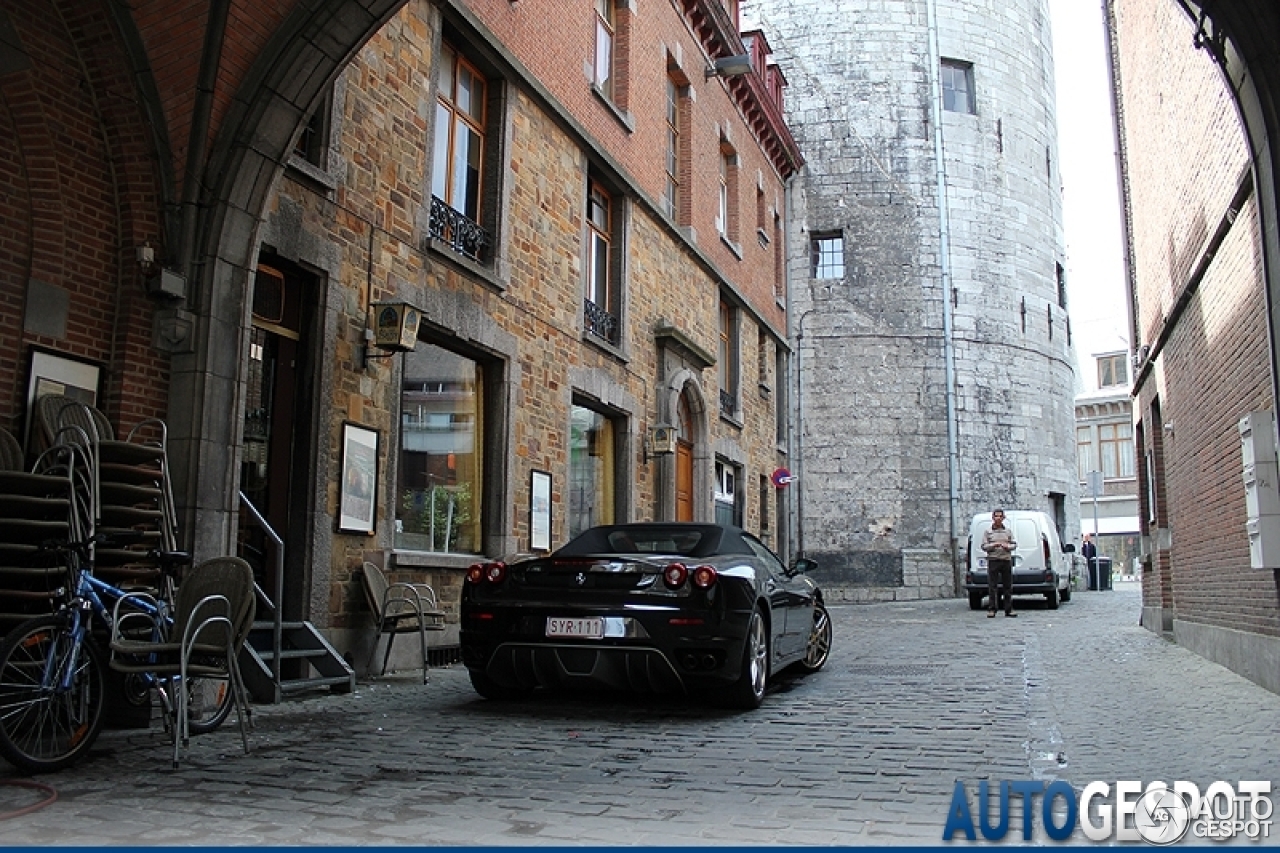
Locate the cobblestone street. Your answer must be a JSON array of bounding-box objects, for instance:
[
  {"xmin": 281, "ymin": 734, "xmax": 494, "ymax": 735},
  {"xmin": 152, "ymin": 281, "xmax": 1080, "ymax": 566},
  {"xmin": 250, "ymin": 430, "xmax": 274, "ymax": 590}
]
[{"xmin": 2, "ymin": 583, "xmax": 1278, "ymax": 846}]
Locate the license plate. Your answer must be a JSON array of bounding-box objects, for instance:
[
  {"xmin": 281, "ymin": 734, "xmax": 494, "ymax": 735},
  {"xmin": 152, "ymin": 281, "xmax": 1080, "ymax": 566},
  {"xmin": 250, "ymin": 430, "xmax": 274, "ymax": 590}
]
[{"xmin": 546, "ymin": 617, "xmax": 604, "ymax": 639}]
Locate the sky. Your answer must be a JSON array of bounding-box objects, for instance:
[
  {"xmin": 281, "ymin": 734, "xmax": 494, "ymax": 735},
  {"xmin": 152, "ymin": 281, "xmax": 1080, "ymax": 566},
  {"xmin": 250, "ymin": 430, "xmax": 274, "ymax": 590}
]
[{"xmin": 1048, "ymin": 0, "xmax": 1131, "ymax": 395}]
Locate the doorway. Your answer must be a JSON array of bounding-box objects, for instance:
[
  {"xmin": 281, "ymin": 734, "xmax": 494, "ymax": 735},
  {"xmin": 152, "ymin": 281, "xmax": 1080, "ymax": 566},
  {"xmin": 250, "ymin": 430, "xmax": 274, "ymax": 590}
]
[
  {"xmin": 676, "ymin": 393, "xmax": 694, "ymax": 522},
  {"xmin": 238, "ymin": 259, "xmax": 320, "ymax": 622}
]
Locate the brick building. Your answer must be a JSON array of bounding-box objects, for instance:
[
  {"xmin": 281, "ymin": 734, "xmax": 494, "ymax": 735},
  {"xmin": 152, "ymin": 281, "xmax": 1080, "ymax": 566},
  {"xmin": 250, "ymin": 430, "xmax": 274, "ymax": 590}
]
[
  {"xmin": 746, "ymin": 0, "xmax": 1078, "ymax": 601},
  {"xmin": 0, "ymin": 0, "xmax": 800, "ymax": 678},
  {"xmin": 1109, "ymin": 0, "xmax": 1280, "ymax": 692}
]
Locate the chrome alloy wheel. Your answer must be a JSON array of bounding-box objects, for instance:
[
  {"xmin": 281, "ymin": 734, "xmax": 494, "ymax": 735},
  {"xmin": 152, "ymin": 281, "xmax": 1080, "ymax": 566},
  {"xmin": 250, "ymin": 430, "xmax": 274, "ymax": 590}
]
[{"xmin": 800, "ymin": 602, "xmax": 832, "ymax": 672}]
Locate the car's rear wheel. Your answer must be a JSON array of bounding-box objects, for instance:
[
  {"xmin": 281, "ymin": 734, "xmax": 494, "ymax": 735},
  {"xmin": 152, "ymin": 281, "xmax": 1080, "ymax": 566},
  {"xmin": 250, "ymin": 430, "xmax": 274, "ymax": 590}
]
[
  {"xmin": 797, "ymin": 602, "xmax": 831, "ymax": 673},
  {"xmin": 968, "ymin": 591, "xmax": 984, "ymax": 610},
  {"xmin": 1060, "ymin": 581, "xmax": 1071, "ymax": 602},
  {"xmin": 1045, "ymin": 586, "xmax": 1060, "ymax": 609},
  {"xmin": 723, "ymin": 608, "xmax": 768, "ymax": 710},
  {"xmin": 468, "ymin": 669, "xmax": 533, "ymax": 701}
]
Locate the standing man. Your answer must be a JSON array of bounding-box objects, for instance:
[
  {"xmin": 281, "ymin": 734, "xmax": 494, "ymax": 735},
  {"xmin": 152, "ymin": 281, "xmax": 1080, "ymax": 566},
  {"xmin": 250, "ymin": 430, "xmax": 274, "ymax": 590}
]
[
  {"xmin": 981, "ymin": 508, "xmax": 1017, "ymax": 618},
  {"xmin": 1081, "ymin": 532, "xmax": 1098, "ymax": 590}
]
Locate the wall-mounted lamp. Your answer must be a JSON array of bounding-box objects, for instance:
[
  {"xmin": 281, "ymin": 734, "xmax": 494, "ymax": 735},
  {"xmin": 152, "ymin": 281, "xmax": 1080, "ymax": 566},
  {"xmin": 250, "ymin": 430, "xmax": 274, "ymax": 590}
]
[
  {"xmin": 136, "ymin": 241, "xmax": 186, "ymax": 300},
  {"xmin": 705, "ymin": 53, "xmax": 753, "ymax": 80},
  {"xmin": 644, "ymin": 424, "xmax": 677, "ymax": 463},
  {"xmin": 137, "ymin": 242, "xmax": 156, "ymax": 273},
  {"xmin": 363, "ymin": 300, "xmax": 422, "ymax": 369},
  {"xmin": 1164, "ymin": 422, "xmax": 1175, "ymax": 434}
]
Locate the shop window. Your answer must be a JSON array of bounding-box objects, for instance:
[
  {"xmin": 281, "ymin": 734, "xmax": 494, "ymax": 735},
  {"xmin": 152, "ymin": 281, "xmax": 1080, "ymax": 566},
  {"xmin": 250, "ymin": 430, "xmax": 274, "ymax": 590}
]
[
  {"xmin": 396, "ymin": 340, "xmax": 488, "ymax": 553},
  {"xmin": 569, "ymin": 403, "xmax": 620, "ymax": 538}
]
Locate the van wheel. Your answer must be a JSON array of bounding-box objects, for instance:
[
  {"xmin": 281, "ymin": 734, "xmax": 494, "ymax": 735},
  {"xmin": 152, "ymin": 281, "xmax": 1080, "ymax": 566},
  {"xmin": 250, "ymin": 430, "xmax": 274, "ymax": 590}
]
[
  {"xmin": 1060, "ymin": 583, "xmax": 1071, "ymax": 603},
  {"xmin": 968, "ymin": 591, "xmax": 984, "ymax": 610},
  {"xmin": 1045, "ymin": 587, "xmax": 1060, "ymax": 609}
]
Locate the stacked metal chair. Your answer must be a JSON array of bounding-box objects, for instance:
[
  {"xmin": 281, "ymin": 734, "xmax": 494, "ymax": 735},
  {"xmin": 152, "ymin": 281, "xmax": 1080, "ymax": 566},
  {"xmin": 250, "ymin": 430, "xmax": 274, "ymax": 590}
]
[
  {"xmin": 33, "ymin": 395, "xmax": 178, "ymax": 595},
  {"xmin": 0, "ymin": 427, "xmax": 94, "ymax": 637}
]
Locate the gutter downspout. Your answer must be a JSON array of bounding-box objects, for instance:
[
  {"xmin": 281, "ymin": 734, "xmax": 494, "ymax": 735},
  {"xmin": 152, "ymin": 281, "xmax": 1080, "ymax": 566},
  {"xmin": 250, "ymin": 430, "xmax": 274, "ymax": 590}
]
[
  {"xmin": 177, "ymin": 0, "xmax": 230, "ymax": 282},
  {"xmin": 784, "ymin": 172, "xmax": 806, "ymax": 560},
  {"xmin": 926, "ymin": 0, "xmax": 962, "ymax": 583}
]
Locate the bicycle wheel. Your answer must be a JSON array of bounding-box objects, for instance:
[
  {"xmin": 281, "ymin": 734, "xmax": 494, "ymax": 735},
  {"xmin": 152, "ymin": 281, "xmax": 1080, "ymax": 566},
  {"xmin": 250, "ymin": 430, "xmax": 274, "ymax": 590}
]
[
  {"xmin": 184, "ymin": 675, "xmax": 233, "ymax": 735},
  {"xmin": 0, "ymin": 614, "xmax": 106, "ymax": 773}
]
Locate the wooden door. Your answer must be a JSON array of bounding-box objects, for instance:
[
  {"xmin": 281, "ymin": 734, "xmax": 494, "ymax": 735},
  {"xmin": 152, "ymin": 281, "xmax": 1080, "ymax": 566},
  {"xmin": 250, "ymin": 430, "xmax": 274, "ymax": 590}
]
[{"xmin": 676, "ymin": 439, "xmax": 693, "ymax": 521}]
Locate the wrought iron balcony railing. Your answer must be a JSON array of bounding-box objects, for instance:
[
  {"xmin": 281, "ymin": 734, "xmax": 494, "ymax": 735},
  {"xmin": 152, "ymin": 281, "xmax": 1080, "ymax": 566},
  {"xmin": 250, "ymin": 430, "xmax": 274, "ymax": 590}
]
[
  {"xmin": 584, "ymin": 298, "xmax": 620, "ymax": 345},
  {"xmin": 428, "ymin": 196, "xmax": 489, "ymax": 263}
]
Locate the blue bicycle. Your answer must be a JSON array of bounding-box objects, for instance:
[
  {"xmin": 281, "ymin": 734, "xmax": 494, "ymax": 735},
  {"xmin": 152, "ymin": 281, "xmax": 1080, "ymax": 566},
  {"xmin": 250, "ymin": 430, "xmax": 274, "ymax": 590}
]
[{"xmin": 0, "ymin": 540, "xmax": 234, "ymax": 773}]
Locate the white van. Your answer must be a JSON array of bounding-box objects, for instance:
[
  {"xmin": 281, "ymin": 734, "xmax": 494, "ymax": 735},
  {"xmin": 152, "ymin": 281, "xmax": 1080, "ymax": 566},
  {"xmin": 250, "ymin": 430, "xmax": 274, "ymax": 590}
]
[{"xmin": 963, "ymin": 511, "xmax": 1075, "ymax": 610}]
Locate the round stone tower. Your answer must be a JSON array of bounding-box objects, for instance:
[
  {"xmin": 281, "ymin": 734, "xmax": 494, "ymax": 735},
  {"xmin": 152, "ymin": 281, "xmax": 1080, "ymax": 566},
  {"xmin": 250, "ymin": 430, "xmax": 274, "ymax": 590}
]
[{"xmin": 746, "ymin": 0, "xmax": 1078, "ymax": 599}]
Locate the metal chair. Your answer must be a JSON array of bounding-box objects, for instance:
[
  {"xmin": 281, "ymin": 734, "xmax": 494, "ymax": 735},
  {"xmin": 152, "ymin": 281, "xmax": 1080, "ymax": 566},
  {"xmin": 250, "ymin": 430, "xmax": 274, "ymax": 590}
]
[
  {"xmin": 360, "ymin": 561, "xmax": 445, "ymax": 683},
  {"xmin": 109, "ymin": 556, "xmax": 256, "ymax": 767},
  {"xmin": 0, "ymin": 427, "xmax": 23, "ymax": 471}
]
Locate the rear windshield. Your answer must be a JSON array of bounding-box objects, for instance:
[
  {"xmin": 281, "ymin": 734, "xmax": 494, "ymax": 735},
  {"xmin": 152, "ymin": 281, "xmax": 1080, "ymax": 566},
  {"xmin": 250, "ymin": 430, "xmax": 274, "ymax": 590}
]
[{"xmin": 557, "ymin": 525, "xmax": 733, "ymax": 558}]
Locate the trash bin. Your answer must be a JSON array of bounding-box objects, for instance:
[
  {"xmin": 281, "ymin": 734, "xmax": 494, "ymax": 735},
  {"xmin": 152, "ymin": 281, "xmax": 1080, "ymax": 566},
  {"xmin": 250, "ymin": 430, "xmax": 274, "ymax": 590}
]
[{"xmin": 1088, "ymin": 557, "xmax": 1113, "ymax": 591}]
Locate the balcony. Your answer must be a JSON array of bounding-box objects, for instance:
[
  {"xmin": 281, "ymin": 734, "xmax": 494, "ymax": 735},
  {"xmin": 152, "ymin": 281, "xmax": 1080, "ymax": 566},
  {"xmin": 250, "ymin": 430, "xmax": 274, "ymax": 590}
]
[
  {"xmin": 719, "ymin": 389, "xmax": 737, "ymax": 417},
  {"xmin": 428, "ymin": 196, "xmax": 489, "ymax": 263},
  {"xmin": 584, "ymin": 299, "xmax": 620, "ymax": 345}
]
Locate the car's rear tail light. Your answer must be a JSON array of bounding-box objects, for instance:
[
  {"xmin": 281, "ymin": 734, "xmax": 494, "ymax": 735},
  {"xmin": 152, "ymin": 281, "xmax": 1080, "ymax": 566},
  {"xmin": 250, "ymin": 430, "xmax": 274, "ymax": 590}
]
[
  {"xmin": 466, "ymin": 561, "xmax": 507, "ymax": 585},
  {"xmin": 663, "ymin": 562, "xmax": 688, "ymax": 589},
  {"xmin": 691, "ymin": 564, "xmax": 718, "ymax": 589},
  {"xmin": 1042, "ymin": 536, "xmax": 1051, "ymax": 566}
]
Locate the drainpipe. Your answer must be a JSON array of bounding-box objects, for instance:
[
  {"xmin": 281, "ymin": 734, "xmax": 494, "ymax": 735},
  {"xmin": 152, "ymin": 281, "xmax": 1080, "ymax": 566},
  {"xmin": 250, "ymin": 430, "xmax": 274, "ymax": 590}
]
[
  {"xmin": 926, "ymin": 0, "xmax": 963, "ymax": 578},
  {"xmin": 177, "ymin": 0, "xmax": 230, "ymax": 282},
  {"xmin": 784, "ymin": 170, "xmax": 808, "ymax": 560}
]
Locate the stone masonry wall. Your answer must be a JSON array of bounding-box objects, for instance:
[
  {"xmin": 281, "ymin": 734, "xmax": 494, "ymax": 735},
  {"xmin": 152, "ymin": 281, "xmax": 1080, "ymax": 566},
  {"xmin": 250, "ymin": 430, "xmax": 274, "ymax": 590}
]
[{"xmin": 748, "ymin": 0, "xmax": 1077, "ymax": 600}]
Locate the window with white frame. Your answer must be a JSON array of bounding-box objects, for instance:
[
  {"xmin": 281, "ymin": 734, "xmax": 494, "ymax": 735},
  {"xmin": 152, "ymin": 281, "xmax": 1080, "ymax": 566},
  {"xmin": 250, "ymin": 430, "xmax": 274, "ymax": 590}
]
[
  {"xmin": 714, "ymin": 459, "xmax": 740, "ymax": 526},
  {"xmin": 941, "ymin": 59, "xmax": 975, "ymax": 114},
  {"xmin": 811, "ymin": 232, "xmax": 844, "ymax": 279},
  {"xmin": 594, "ymin": 0, "xmax": 614, "ymax": 100}
]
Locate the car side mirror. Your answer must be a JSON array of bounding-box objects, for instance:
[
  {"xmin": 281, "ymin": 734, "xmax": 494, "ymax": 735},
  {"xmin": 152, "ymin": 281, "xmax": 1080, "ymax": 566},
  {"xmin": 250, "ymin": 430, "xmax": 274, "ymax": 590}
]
[
  {"xmin": 791, "ymin": 557, "xmax": 817, "ymax": 575},
  {"xmin": 1063, "ymin": 543, "xmax": 1076, "ymax": 553}
]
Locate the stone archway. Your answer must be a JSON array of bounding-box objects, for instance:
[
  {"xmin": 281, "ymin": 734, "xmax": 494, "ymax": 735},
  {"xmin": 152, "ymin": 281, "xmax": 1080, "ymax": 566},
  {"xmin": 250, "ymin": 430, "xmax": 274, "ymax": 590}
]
[
  {"xmin": 169, "ymin": 0, "xmax": 409, "ymax": 558},
  {"xmin": 660, "ymin": 368, "xmax": 710, "ymax": 522}
]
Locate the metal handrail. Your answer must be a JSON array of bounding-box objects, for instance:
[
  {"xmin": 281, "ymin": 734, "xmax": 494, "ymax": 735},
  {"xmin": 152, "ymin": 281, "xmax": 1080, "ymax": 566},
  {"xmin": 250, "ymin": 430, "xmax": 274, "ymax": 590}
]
[{"xmin": 238, "ymin": 491, "xmax": 282, "ymax": 687}]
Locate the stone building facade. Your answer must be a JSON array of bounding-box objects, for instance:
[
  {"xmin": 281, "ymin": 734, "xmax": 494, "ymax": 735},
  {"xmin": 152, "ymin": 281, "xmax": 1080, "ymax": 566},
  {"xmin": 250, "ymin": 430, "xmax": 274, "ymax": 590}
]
[
  {"xmin": 1109, "ymin": 0, "xmax": 1280, "ymax": 692},
  {"xmin": 745, "ymin": 0, "xmax": 1079, "ymax": 600},
  {"xmin": 0, "ymin": 0, "xmax": 800, "ymax": 675}
]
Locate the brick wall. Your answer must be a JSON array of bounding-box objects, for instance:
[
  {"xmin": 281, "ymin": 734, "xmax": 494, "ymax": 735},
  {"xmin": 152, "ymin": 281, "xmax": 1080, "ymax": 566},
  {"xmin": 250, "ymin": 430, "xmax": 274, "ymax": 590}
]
[
  {"xmin": 0, "ymin": 1, "xmax": 168, "ymax": 447},
  {"xmin": 1114, "ymin": 0, "xmax": 1280, "ymax": 644}
]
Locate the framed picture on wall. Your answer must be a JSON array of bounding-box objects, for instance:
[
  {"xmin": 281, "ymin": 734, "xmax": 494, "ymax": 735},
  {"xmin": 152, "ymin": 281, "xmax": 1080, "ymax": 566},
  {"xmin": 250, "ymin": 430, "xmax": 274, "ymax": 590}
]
[
  {"xmin": 24, "ymin": 348, "xmax": 102, "ymax": 450},
  {"xmin": 338, "ymin": 421, "xmax": 379, "ymax": 535},
  {"xmin": 530, "ymin": 469, "xmax": 552, "ymax": 552}
]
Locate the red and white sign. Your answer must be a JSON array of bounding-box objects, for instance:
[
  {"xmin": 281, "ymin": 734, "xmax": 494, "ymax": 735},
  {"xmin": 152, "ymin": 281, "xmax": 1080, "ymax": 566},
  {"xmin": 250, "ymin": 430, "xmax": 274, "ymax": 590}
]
[{"xmin": 771, "ymin": 468, "xmax": 794, "ymax": 488}]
